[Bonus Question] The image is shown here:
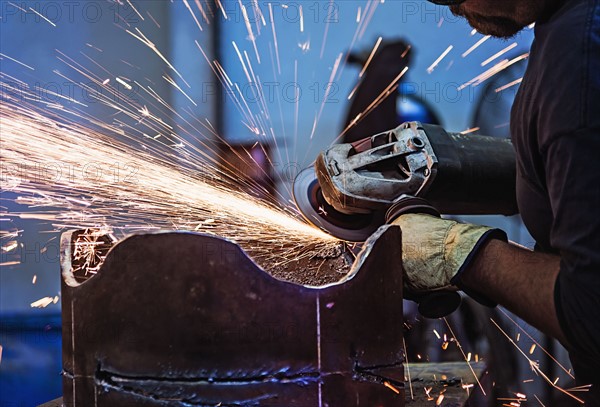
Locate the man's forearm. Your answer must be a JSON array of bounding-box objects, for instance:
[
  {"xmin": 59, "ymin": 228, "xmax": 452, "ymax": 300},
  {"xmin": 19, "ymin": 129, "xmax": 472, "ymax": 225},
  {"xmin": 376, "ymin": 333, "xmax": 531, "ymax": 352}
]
[{"xmin": 461, "ymin": 239, "xmax": 569, "ymax": 346}]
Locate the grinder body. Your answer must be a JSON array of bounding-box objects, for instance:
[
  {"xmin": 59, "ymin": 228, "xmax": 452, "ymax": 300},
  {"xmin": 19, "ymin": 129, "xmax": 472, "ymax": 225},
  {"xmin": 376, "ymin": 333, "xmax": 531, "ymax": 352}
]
[{"xmin": 294, "ymin": 122, "xmax": 517, "ymax": 241}]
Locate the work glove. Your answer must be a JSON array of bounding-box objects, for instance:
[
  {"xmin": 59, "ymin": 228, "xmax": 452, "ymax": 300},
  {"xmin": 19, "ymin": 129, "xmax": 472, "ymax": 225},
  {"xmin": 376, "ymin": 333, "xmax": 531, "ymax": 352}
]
[{"xmin": 387, "ymin": 202, "xmax": 507, "ymax": 309}]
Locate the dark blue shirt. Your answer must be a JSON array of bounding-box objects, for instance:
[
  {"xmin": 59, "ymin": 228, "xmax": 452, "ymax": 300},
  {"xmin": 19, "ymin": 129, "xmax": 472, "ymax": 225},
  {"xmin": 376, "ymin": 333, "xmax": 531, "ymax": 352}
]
[{"xmin": 511, "ymin": 0, "xmax": 600, "ymax": 393}]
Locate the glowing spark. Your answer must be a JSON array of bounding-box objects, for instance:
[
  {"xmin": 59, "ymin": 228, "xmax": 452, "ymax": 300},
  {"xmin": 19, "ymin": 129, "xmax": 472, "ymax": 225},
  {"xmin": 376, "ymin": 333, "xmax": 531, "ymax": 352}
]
[
  {"xmin": 459, "ymin": 53, "xmax": 529, "ymax": 90},
  {"xmin": 470, "ymin": 28, "xmax": 478, "ymax": 36},
  {"xmin": 239, "ymin": 1, "xmax": 261, "ymax": 64},
  {"xmin": 403, "ymin": 337, "xmax": 414, "ymax": 399},
  {"xmin": 497, "ymin": 305, "xmax": 576, "ymax": 379},
  {"xmin": 433, "ymin": 329, "xmax": 441, "ymax": 339},
  {"xmin": 102, "ymin": 78, "xmax": 110, "ymax": 86},
  {"xmin": 268, "ymin": 4, "xmax": 282, "ymax": 74},
  {"xmin": 460, "ymin": 127, "xmax": 480, "ymax": 135},
  {"xmin": 482, "ymin": 42, "xmax": 518, "ymax": 66},
  {"xmin": 462, "ymin": 35, "xmax": 491, "ymax": 58},
  {"xmin": 359, "ymin": 37, "xmax": 383, "ymax": 78},
  {"xmin": 32, "ymin": 275, "xmax": 37, "ymax": 284},
  {"xmin": 126, "ymin": 0, "xmax": 145, "ymax": 21},
  {"xmin": 529, "ymin": 344, "xmax": 536, "ymax": 354},
  {"xmin": 338, "ymin": 67, "xmax": 408, "ymax": 141},
  {"xmin": 183, "ymin": 0, "xmax": 204, "ymax": 32},
  {"xmin": 443, "ymin": 318, "xmax": 486, "ymax": 395},
  {"xmin": 383, "ymin": 381, "xmax": 400, "ymax": 394},
  {"xmin": 0, "ymin": 52, "xmax": 34, "ymax": 70},
  {"xmin": 356, "ymin": 6, "xmax": 361, "ymax": 22},
  {"xmin": 320, "ymin": 0, "xmax": 335, "ymax": 59},
  {"xmin": 298, "ymin": 40, "xmax": 310, "ymax": 53},
  {"xmin": 31, "ymin": 297, "xmax": 55, "ymax": 308},
  {"xmin": 28, "ymin": 7, "xmax": 56, "ymax": 27},
  {"xmin": 427, "ymin": 45, "xmax": 453, "ymax": 74},
  {"xmin": 311, "ymin": 52, "xmax": 343, "ymax": 139},
  {"xmin": 496, "ymin": 77, "xmax": 523, "ymax": 93},
  {"xmin": 299, "ymin": 5, "xmax": 304, "ymax": 32},
  {"xmin": 215, "ymin": 0, "xmax": 228, "ymax": 19},
  {"xmin": 146, "ymin": 10, "xmax": 161, "ymax": 28},
  {"xmin": 490, "ymin": 318, "xmax": 585, "ymax": 404},
  {"xmin": 436, "ymin": 394, "xmax": 444, "ymax": 406},
  {"xmin": 163, "ymin": 75, "xmax": 198, "ymax": 107},
  {"xmin": 126, "ymin": 28, "xmax": 190, "ymax": 88},
  {"xmin": 116, "ymin": 77, "xmax": 133, "ymax": 90},
  {"xmin": 8, "ymin": 2, "xmax": 27, "ymax": 13},
  {"xmin": 2, "ymin": 241, "xmax": 18, "ymax": 252},
  {"xmin": 347, "ymin": 79, "xmax": 362, "ymax": 100}
]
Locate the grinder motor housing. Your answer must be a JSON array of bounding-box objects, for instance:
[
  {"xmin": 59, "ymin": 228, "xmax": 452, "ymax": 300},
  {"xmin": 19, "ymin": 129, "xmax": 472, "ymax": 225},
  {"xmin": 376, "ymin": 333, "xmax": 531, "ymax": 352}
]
[{"xmin": 316, "ymin": 121, "xmax": 517, "ymax": 217}]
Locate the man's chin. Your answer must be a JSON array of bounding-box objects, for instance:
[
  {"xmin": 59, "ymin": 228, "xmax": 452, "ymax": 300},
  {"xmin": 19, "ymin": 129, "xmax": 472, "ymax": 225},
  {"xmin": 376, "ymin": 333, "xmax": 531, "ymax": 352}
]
[{"xmin": 450, "ymin": 6, "xmax": 525, "ymax": 39}]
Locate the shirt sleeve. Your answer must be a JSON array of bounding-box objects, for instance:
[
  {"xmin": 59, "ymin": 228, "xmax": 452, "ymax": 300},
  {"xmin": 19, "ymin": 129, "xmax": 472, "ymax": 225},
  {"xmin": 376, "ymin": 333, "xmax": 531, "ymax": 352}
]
[{"xmin": 542, "ymin": 126, "xmax": 600, "ymax": 364}]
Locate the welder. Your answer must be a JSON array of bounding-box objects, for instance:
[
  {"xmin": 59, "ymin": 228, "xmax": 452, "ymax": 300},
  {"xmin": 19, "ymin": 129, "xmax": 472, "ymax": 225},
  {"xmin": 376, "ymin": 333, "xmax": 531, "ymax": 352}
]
[{"xmin": 414, "ymin": 0, "xmax": 600, "ymax": 402}]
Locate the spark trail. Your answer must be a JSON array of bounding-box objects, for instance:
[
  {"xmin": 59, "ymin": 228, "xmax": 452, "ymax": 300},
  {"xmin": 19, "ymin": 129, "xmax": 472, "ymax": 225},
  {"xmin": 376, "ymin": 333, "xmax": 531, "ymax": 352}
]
[{"xmin": 0, "ymin": 92, "xmax": 343, "ymax": 276}]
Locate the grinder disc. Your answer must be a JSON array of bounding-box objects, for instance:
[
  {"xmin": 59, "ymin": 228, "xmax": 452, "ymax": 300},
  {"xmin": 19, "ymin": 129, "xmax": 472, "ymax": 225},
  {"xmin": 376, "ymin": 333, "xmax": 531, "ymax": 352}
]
[{"xmin": 292, "ymin": 167, "xmax": 383, "ymax": 242}]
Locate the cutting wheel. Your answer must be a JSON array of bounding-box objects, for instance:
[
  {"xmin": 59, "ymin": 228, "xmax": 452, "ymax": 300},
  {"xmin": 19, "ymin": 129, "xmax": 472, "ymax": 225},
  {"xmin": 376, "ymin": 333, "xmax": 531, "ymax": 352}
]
[{"xmin": 292, "ymin": 167, "xmax": 382, "ymax": 242}]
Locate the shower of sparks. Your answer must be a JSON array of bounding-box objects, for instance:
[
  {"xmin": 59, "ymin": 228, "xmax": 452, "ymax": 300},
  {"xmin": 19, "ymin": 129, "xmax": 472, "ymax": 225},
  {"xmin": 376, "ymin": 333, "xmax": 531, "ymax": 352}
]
[
  {"xmin": 0, "ymin": 85, "xmax": 341, "ymax": 274},
  {"xmin": 427, "ymin": 45, "xmax": 453, "ymax": 74},
  {"xmin": 443, "ymin": 317, "xmax": 486, "ymax": 396},
  {"xmin": 459, "ymin": 53, "xmax": 529, "ymax": 90},
  {"xmin": 72, "ymin": 230, "xmax": 116, "ymax": 276},
  {"xmin": 490, "ymin": 318, "xmax": 585, "ymax": 404}
]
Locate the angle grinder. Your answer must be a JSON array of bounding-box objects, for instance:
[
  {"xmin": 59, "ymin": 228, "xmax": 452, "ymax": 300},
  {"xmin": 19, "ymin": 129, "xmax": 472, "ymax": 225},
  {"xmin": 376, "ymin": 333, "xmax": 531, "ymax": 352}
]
[
  {"xmin": 293, "ymin": 121, "xmax": 517, "ymax": 318},
  {"xmin": 293, "ymin": 121, "xmax": 517, "ymax": 241}
]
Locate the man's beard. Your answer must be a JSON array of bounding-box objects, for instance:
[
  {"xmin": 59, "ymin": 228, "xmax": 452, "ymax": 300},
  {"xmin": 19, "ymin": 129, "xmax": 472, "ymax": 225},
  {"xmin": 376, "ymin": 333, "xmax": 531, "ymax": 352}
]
[{"xmin": 450, "ymin": 5, "xmax": 527, "ymax": 38}]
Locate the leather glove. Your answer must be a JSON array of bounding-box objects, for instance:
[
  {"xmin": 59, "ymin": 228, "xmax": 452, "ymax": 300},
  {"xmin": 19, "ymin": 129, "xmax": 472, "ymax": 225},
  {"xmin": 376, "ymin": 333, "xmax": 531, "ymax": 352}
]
[{"xmin": 390, "ymin": 213, "xmax": 507, "ymax": 307}]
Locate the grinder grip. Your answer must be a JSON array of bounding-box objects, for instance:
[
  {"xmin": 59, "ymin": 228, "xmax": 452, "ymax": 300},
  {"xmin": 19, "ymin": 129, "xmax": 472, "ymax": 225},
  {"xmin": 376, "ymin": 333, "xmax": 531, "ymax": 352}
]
[
  {"xmin": 386, "ymin": 196, "xmax": 462, "ymax": 318},
  {"xmin": 421, "ymin": 123, "xmax": 518, "ymax": 216}
]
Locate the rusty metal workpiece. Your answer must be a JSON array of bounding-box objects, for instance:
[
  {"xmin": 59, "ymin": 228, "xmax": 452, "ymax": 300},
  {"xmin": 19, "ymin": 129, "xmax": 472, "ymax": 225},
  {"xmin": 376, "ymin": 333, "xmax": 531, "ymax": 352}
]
[{"xmin": 60, "ymin": 225, "xmax": 405, "ymax": 406}]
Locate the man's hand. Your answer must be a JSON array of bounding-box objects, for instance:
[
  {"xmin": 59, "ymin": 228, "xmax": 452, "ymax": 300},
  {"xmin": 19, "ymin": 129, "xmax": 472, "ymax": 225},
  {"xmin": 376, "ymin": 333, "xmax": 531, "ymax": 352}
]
[
  {"xmin": 391, "ymin": 213, "xmax": 568, "ymax": 345},
  {"xmin": 390, "ymin": 213, "xmax": 503, "ymax": 302}
]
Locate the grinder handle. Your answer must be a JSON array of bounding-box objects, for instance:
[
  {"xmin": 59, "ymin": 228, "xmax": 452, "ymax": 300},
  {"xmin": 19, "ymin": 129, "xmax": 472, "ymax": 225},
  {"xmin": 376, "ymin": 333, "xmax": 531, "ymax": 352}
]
[{"xmin": 386, "ymin": 195, "xmax": 462, "ymax": 319}]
